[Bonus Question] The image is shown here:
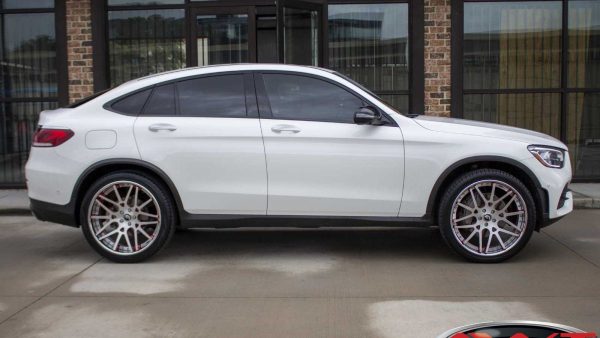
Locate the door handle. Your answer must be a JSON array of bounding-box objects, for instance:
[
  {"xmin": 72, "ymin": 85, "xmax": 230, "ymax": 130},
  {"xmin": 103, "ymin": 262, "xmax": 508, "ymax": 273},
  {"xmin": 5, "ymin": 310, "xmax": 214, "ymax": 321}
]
[
  {"xmin": 148, "ymin": 123, "xmax": 177, "ymax": 132},
  {"xmin": 271, "ymin": 124, "xmax": 301, "ymax": 134}
]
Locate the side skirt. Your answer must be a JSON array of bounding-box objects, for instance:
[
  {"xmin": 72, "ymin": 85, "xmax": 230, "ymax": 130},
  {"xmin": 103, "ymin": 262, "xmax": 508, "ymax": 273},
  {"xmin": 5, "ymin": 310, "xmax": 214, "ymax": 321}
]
[{"xmin": 179, "ymin": 213, "xmax": 433, "ymax": 229}]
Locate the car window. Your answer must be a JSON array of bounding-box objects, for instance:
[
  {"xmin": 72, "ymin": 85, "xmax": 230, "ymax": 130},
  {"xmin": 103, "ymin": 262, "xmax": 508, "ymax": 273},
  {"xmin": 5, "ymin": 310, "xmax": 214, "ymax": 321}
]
[
  {"xmin": 177, "ymin": 74, "xmax": 246, "ymax": 117},
  {"xmin": 111, "ymin": 89, "xmax": 151, "ymax": 115},
  {"xmin": 142, "ymin": 84, "xmax": 176, "ymax": 116},
  {"xmin": 261, "ymin": 73, "xmax": 364, "ymax": 123}
]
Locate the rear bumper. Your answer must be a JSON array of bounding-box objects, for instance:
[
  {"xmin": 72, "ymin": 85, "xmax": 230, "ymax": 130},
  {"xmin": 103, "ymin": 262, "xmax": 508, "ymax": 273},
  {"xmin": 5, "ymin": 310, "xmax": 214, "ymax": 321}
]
[{"xmin": 30, "ymin": 198, "xmax": 79, "ymax": 227}]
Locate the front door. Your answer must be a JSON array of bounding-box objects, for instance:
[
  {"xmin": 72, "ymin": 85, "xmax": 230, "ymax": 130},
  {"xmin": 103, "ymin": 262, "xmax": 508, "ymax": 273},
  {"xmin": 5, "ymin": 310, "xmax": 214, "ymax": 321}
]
[{"xmin": 255, "ymin": 72, "xmax": 405, "ymax": 217}]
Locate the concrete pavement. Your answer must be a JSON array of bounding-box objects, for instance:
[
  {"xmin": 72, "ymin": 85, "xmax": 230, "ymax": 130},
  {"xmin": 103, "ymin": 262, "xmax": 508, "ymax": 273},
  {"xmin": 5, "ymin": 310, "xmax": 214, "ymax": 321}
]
[{"xmin": 0, "ymin": 211, "xmax": 598, "ymax": 337}]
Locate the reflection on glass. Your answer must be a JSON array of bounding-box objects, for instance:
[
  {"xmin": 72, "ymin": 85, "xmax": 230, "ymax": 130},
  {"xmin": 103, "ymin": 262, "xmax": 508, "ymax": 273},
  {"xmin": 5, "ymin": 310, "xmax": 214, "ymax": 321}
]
[
  {"xmin": 0, "ymin": 13, "xmax": 57, "ymax": 98},
  {"xmin": 568, "ymin": 93, "xmax": 600, "ymax": 178},
  {"xmin": 0, "ymin": 101, "xmax": 57, "ymax": 184},
  {"xmin": 196, "ymin": 14, "xmax": 248, "ymax": 66},
  {"xmin": 284, "ymin": 7, "xmax": 318, "ymax": 66},
  {"xmin": 464, "ymin": 2, "xmax": 562, "ymax": 89},
  {"xmin": 569, "ymin": 1, "xmax": 600, "ymax": 88},
  {"xmin": 108, "ymin": 9, "xmax": 186, "ymax": 86},
  {"xmin": 2, "ymin": 0, "xmax": 53, "ymax": 9},
  {"xmin": 328, "ymin": 3, "xmax": 409, "ymax": 111},
  {"xmin": 464, "ymin": 93, "xmax": 561, "ymax": 138},
  {"xmin": 108, "ymin": 0, "xmax": 183, "ymax": 5}
]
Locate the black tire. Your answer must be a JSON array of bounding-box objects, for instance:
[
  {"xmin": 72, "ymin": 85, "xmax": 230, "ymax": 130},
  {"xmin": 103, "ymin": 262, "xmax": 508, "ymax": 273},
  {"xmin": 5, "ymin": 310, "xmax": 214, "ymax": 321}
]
[
  {"xmin": 80, "ymin": 171, "xmax": 176, "ymax": 263},
  {"xmin": 438, "ymin": 168, "xmax": 536, "ymax": 263}
]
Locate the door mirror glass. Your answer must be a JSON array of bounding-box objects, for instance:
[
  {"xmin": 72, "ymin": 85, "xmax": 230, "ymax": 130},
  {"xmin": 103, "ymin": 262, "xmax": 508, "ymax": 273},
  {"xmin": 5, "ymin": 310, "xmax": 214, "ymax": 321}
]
[{"xmin": 354, "ymin": 106, "xmax": 382, "ymax": 125}]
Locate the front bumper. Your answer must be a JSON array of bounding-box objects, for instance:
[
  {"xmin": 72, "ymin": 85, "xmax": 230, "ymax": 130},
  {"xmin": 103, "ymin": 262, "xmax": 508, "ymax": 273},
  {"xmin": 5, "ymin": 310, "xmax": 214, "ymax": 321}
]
[{"xmin": 30, "ymin": 198, "xmax": 79, "ymax": 227}]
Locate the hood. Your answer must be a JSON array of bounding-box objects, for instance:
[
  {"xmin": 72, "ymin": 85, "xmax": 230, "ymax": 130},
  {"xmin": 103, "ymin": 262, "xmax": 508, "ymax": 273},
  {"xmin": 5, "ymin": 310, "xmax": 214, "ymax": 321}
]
[{"xmin": 413, "ymin": 115, "xmax": 566, "ymax": 149}]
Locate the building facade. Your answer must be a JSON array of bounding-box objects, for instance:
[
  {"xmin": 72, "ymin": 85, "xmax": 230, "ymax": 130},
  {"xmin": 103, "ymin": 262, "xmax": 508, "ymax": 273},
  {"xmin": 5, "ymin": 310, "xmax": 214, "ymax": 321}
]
[{"xmin": 0, "ymin": 0, "xmax": 598, "ymax": 187}]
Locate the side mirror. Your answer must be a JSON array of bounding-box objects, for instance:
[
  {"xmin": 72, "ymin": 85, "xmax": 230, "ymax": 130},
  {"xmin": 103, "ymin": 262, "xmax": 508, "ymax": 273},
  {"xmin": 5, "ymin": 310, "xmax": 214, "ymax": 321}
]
[{"xmin": 354, "ymin": 106, "xmax": 383, "ymax": 125}]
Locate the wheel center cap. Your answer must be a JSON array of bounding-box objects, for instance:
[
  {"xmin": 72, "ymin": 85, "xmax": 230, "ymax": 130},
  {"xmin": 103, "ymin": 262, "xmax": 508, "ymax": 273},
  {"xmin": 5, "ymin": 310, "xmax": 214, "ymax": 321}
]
[
  {"xmin": 483, "ymin": 214, "xmax": 492, "ymax": 221},
  {"xmin": 123, "ymin": 214, "xmax": 131, "ymax": 221}
]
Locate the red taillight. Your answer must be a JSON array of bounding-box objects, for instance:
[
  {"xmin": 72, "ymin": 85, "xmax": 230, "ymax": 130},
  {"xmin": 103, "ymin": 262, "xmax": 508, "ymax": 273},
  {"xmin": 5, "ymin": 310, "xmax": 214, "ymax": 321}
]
[{"xmin": 32, "ymin": 128, "xmax": 74, "ymax": 147}]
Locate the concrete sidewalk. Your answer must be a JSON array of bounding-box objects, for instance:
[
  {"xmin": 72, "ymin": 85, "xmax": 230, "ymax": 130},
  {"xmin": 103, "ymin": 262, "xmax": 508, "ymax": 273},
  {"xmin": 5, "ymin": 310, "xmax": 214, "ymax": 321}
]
[{"xmin": 1, "ymin": 184, "xmax": 599, "ymax": 214}]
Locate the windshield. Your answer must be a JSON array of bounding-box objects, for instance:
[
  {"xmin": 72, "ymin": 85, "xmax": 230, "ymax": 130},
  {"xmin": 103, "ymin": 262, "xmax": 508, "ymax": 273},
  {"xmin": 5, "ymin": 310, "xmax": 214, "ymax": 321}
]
[{"xmin": 332, "ymin": 71, "xmax": 402, "ymax": 115}]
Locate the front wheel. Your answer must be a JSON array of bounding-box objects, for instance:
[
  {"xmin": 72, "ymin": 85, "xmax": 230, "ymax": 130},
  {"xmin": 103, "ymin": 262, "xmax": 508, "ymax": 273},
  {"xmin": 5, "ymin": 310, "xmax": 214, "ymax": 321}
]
[
  {"xmin": 438, "ymin": 169, "xmax": 536, "ymax": 263},
  {"xmin": 80, "ymin": 171, "xmax": 176, "ymax": 263}
]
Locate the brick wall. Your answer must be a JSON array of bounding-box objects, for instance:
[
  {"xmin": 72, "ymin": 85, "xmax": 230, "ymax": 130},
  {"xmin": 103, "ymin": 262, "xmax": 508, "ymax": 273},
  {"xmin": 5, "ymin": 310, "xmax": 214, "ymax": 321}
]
[
  {"xmin": 423, "ymin": 0, "xmax": 452, "ymax": 116},
  {"xmin": 66, "ymin": 0, "xmax": 94, "ymax": 103}
]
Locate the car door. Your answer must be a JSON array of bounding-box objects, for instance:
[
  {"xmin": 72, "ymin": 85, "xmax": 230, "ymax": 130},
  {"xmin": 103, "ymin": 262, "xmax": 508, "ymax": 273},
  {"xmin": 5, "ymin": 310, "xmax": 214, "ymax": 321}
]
[
  {"xmin": 133, "ymin": 73, "xmax": 268, "ymax": 215},
  {"xmin": 256, "ymin": 72, "xmax": 404, "ymax": 217}
]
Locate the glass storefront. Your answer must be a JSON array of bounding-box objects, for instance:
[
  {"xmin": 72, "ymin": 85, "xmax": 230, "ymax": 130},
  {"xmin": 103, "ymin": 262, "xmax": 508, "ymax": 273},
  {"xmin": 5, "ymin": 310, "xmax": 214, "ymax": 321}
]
[
  {"xmin": 459, "ymin": 0, "xmax": 600, "ymax": 179},
  {"xmin": 0, "ymin": 3, "xmax": 59, "ymax": 186}
]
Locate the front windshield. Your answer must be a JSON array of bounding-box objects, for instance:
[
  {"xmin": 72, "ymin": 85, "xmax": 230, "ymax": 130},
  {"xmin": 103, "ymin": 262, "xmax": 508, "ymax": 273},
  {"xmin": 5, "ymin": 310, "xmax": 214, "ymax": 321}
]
[{"xmin": 332, "ymin": 71, "xmax": 403, "ymax": 115}]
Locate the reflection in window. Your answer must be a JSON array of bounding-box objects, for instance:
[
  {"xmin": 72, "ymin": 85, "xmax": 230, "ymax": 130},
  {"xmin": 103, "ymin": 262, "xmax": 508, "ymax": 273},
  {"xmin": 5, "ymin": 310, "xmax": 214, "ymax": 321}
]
[
  {"xmin": 108, "ymin": 9, "xmax": 186, "ymax": 86},
  {"xmin": 108, "ymin": 0, "xmax": 183, "ymax": 6},
  {"xmin": 328, "ymin": 3, "xmax": 409, "ymax": 113},
  {"xmin": 178, "ymin": 75, "xmax": 246, "ymax": 117},
  {"xmin": 464, "ymin": 2, "xmax": 562, "ymax": 90},
  {"xmin": 568, "ymin": 93, "xmax": 600, "ymax": 178},
  {"xmin": 263, "ymin": 74, "xmax": 363, "ymax": 124},
  {"xmin": 0, "ymin": 101, "xmax": 57, "ymax": 184},
  {"xmin": 464, "ymin": 93, "xmax": 561, "ymax": 138},
  {"xmin": 196, "ymin": 14, "xmax": 248, "ymax": 66},
  {"xmin": 569, "ymin": 1, "xmax": 600, "ymax": 88},
  {"xmin": 0, "ymin": 13, "xmax": 56, "ymax": 98}
]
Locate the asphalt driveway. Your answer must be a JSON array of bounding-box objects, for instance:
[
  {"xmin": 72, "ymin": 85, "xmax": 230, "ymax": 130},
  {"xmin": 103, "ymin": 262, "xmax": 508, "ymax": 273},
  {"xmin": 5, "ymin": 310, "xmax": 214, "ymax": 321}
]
[{"xmin": 0, "ymin": 211, "xmax": 598, "ymax": 337}]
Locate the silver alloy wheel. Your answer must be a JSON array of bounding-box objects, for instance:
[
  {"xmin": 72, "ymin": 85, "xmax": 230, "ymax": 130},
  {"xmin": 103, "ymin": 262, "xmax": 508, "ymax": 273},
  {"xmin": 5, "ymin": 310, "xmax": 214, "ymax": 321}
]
[
  {"xmin": 88, "ymin": 180, "xmax": 161, "ymax": 256},
  {"xmin": 450, "ymin": 179, "xmax": 527, "ymax": 256}
]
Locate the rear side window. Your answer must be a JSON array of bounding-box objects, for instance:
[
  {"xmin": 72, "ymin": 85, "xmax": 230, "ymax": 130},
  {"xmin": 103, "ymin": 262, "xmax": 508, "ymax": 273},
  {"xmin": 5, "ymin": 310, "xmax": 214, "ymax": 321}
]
[
  {"xmin": 261, "ymin": 73, "xmax": 364, "ymax": 123},
  {"xmin": 111, "ymin": 89, "xmax": 151, "ymax": 115},
  {"xmin": 143, "ymin": 84, "xmax": 176, "ymax": 116},
  {"xmin": 177, "ymin": 74, "xmax": 246, "ymax": 117}
]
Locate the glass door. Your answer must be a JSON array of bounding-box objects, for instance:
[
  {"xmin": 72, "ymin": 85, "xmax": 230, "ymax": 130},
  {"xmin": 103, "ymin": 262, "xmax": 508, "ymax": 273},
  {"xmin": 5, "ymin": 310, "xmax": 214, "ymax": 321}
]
[
  {"xmin": 277, "ymin": 0, "xmax": 324, "ymax": 66},
  {"xmin": 190, "ymin": 7, "xmax": 256, "ymax": 66}
]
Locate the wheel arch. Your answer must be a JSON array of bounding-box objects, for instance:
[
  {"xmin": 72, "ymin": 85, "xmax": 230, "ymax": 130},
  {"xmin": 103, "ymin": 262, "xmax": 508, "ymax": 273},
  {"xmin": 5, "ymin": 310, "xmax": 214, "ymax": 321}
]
[
  {"xmin": 426, "ymin": 156, "xmax": 548, "ymax": 230},
  {"xmin": 71, "ymin": 158, "xmax": 184, "ymax": 227}
]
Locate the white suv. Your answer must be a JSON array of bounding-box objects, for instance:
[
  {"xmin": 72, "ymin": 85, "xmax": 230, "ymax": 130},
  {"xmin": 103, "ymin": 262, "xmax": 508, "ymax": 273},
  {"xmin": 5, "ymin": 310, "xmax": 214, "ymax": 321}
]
[{"xmin": 26, "ymin": 64, "xmax": 573, "ymax": 263}]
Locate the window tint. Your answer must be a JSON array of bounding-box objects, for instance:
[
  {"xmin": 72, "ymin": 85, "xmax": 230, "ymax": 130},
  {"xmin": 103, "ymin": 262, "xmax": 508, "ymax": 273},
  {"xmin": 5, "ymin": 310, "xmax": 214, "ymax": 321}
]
[
  {"xmin": 111, "ymin": 89, "xmax": 151, "ymax": 114},
  {"xmin": 143, "ymin": 84, "xmax": 176, "ymax": 116},
  {"xmin": 177, "ymin": 75, "xmax": 246, "ymax": 117},
  {"xmin": 262, "ymin": 74, "xmax": 364, "ymax": 123}
]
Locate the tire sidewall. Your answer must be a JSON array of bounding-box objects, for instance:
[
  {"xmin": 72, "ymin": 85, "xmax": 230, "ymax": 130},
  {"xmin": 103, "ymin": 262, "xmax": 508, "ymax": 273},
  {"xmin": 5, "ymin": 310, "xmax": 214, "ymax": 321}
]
[
  {"xmin": 80, "ymin": 171, "xmax": 176, "ymax": 263},
  {"xmin": 438, "ymin": 169, "xmax": 536, "ymax": 263}
]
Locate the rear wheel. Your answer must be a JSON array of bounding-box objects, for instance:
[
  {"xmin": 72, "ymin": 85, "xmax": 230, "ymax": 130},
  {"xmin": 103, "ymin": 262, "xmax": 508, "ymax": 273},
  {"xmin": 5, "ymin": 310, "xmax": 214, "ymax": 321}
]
[
  {"xmin": 80, "ymin": 171, "xmax": 176, "ymax": 263},
  {"xmin": 438, "ymin": 169, "xmax": 536, "ymax": 263}
]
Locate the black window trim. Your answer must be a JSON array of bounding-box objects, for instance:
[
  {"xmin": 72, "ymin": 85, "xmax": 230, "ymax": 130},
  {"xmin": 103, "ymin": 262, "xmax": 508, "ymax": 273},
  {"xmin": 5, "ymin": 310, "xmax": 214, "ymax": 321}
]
[
  {"xmin": 254, "ymin": 70, "xmax": 399, "ymax": 127},
  {"xmin": 103, "ymin": 70, "xmax": 256, "ymax": 119}
]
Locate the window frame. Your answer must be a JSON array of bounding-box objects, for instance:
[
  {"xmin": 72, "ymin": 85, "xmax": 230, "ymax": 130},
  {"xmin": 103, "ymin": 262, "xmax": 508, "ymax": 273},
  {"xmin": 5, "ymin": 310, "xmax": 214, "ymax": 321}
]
[
  {"xmin": 451, "ymin": 0, "xmax": 600, "ymax": 181},
  {"xmin": 254, "ymin": 70, "xmax": 398, "ymax": 126}
]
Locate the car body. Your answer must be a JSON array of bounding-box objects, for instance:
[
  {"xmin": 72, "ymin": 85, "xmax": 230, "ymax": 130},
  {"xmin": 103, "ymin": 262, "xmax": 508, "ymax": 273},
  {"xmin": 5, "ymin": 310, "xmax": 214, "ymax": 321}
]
[{"xmin": 25, "ymin": 64, "xmax": 573, "ymax": 263}]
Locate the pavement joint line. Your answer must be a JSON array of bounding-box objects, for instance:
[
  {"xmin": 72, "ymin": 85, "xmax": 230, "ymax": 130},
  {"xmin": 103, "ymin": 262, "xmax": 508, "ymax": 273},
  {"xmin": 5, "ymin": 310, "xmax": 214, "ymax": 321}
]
[
  {"xmin": 18, "ymin": 295, "xmax": 600, "ymax": 299},
  {"xmin": 541, "ymin": 230, "xmax": 600, "ymax": 271},
  {"xmin": 0, "ymin": 256, "xmax": 103, "ymax": 327}
]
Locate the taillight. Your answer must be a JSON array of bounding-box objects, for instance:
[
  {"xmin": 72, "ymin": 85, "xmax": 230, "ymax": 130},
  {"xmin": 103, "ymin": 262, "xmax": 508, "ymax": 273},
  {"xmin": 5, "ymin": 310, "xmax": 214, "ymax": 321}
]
[{"xmin": 32, "ymin": 128, "xmax": 74, "ymax": 147}]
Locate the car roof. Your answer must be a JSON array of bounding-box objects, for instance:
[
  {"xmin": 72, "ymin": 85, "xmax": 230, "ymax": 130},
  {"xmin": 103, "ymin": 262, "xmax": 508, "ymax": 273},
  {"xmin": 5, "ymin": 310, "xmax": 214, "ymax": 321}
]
[{"xmin": 121, "ymin": 64, "xmax": 335, "ymax": 88}]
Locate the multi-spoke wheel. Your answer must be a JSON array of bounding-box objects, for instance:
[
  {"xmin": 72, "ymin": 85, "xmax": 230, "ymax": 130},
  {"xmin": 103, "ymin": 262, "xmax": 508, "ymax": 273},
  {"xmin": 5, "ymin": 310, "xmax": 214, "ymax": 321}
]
[
  {"xmin": 439, "ymin": 169, "xmax": 536, "ymax": 263},
  {"xmin": 80, "ymin": 172, "xmax": 176, "ymax": 263}
]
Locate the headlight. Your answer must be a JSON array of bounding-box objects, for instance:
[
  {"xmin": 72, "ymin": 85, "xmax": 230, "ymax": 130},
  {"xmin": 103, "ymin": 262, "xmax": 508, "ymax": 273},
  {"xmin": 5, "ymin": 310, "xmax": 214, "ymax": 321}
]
[{"xmin": 528, "ymin": 145, "xmax": 565, "ymax": 168}]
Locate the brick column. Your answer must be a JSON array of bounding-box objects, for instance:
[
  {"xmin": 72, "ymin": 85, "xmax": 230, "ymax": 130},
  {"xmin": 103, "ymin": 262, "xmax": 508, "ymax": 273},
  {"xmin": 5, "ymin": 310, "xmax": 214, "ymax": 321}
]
[
  {"xmin": 66, "ymin": 0, "xmax": 94, "ymax": 103},
  {"xmin": 423, "ymin": 0, "xmax": 452, "ymax": 116}
]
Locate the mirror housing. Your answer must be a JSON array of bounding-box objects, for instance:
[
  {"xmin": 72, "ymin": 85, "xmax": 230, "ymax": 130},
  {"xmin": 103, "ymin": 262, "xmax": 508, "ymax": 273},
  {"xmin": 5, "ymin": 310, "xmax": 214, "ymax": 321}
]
[{"xmin": 354, "ymin": 106, "xmax": 383, "ymax": 125}]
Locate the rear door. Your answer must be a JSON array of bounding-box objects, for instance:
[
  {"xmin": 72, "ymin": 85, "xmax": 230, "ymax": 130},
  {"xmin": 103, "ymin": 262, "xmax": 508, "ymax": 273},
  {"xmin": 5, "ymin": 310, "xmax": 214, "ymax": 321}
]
[
  {"xmin": 256, "ymin": 72, "xmax": 405, "ymax": 217},
  {"xmin": 133, "ymin": 73, "xmax": 268, "ymax": 215}
]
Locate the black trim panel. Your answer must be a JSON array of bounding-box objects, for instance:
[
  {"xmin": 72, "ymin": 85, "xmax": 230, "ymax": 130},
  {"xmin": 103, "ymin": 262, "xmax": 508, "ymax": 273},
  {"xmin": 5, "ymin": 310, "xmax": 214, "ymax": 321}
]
[{"xmin": 30, "ymin": 198, "xmax": 78, "ymax": 227}]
